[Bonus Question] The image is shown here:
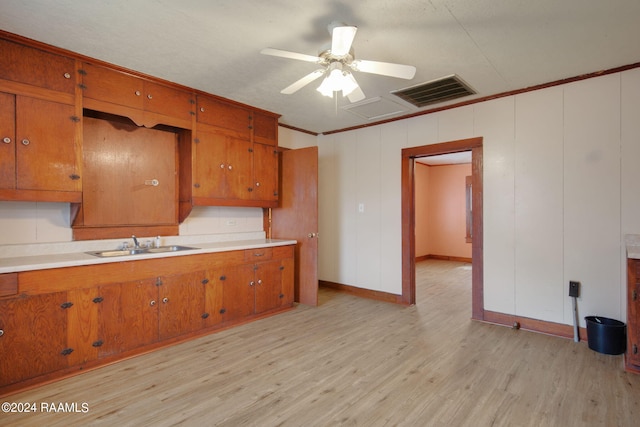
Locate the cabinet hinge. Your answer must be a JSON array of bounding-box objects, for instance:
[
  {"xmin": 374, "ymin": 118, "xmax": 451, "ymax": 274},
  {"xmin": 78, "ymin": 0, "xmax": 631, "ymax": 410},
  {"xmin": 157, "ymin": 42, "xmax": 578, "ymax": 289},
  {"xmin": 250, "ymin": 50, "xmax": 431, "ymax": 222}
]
[
  {"xmin": 70, "ymin": 116, "xmax": 81, "ymax": 123},
  {"xmin": 92, "ymin": 296, "xmax": 104, "ymax": 304},
  {"xmin": 189, "ymin": 99, "xmax": 196, "ymax": 104},
  {"xmin": 202, "ymin": 278, "xmax": 209, "ymax": 285},
  {"xmin": 201, "ymin": 312, "xmax": 209, "ymax": 319},
  {"xmin": 219, "ymin": 275, "xmax": 226, "ymax": 281},
  {"xmin": 189, "ymin": 111, "xmax": 195, "ymax": 116},
  {"xmin": 279, "ymin": 265, "xmax": 285, "ymax": 271},
  {"xmin": 634, "ymin": 289, "xmax": 638, "ymax": 301},
  {"xmin": 279, "ymin": 293, "xmax": 284, "ymax": 299},
  {"xmin": 78, "ymin": 83, "xmax": 87, "ymax": 90},
  {"xmin": 156, "ymin": 278, "xmax": 163, "ymax": 287},
  {"xmin": 253, "ymin": 265, "xmax": 258, "ymax": 271},
  {"xmin": 60, "ymin": 302, "xmax": 74, "ymax": 309},
  {"xmin": 634, "ymin": 344, "xmax": 638, "ymax": 355},
  {"xmin": 69, "ymin": 174, "xmax": 81, "ymax": 181},
  {"xmin": 219, "ymin": 308, "xmax": 226, "ymax": 314},
  {"xmin": 194, "ymin": 138, "xmax": 200, "ymax": 144},
  {"xmin": 78, "ymin": 69, "xmax": 87, "ymax": 76},
  {"xmin": 247, "ymin": 187, "xmax": 253, "ymax": 192},
  {"xmin": 92, "ymin": 340, "xmax": 104, "ymax": 347},
  {"xmin": 60, "ymin": 348, "xmax": 74, "ymax": 356},
  {"xmin": 273, "ymin": 191, "xmax": 278, "ymax": 197},
  {"xmin": 194, "ymin": 183, "xmax": 200, "ymax": 188},
  {"xmin": 248, "ymin": 148, "xmax": 253, "ymax": 153}
]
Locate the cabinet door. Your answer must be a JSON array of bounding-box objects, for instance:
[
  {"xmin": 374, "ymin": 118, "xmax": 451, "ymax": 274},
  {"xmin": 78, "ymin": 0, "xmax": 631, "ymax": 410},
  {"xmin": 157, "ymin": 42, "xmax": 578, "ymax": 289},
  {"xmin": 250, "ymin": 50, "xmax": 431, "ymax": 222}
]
[
  {"xmin": 0, "ymin": 92, "xmax": 16, "ymax": 189},
  {"xmin": 204, "ymin": 271, "xmax": 224, "ymax": 328},
  {"xmin": 0, "ymin": 292, "xmax": 69, "ymax": 387},
  {"xmin": 254, "ymin": 261, "xmax": 283, "ymax": 314},
  {"xmin": 98, "ymin": 279, "xmax": 159, "ymax": 358},
  {"xmin": 252, "ymin": 111, "xmax": 278, "ymax": 146},
  {"xmin": 16, "ymin": 96, "xmax": 80, "ymax": 192},
  {"xmin": 158, "ymin": 271, "xmax": 206, "ymax": 340},
  {"xmin": 221, "ymin": 264, "xmax": 255, "ymax": 323},
  {"xmin": 226, "ymin": 137, "xmax": 253, "ymax": 200},
  {"xmin": 0, "ymin": 39, "xmax": 75, "ymax": 94},
  {"xmin": 143, "ymin": 81, "xmax": 194, "ymax": 123},
  {"xmin": 66, "ymin": 287, "xmax": 100, "ymax": 366},
  {"xmin": 81, "ymin": 62, "xmax": 144, "ymax": 110},
  {"xmin": 252, "ymin": 143, "xmax": 278, "ymax": 202},
  {"xmin": 279, "ymin": 257, "xmax": 295, "ymax": 307},
  {"xmin": 82, "ymin": 116, "xmax": 178, "ymax": 226},
  {"xmin": 197, "ymin": 96, "xmax": 251, "ymax": 139},
  {"xmin": 193, "ymin": 128, "xmax": 228, "ymax": 199}
]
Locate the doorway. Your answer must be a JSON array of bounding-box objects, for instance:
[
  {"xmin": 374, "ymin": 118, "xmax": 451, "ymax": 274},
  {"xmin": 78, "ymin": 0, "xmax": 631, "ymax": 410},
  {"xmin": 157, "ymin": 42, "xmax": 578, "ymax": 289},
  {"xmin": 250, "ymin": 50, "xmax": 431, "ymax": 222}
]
[{"xmin": 401, "ymin": 137, "xmax": 484, "ymax": 320}]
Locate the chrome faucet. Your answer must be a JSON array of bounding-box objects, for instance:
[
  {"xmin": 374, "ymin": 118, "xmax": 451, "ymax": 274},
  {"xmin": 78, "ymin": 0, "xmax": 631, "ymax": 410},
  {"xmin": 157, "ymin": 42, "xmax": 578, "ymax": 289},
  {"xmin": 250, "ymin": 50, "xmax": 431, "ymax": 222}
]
[{"xmin": 132, "ymin": 235, "xmax": 140, "ymax": 248}]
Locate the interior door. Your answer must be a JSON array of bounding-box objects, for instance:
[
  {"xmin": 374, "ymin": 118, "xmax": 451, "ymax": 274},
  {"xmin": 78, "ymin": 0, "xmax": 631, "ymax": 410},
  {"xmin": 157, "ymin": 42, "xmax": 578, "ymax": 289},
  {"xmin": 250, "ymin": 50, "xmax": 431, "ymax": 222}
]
[{"xmin": 271, "ymin": 146, "xmax": 318, "ymax": 306}]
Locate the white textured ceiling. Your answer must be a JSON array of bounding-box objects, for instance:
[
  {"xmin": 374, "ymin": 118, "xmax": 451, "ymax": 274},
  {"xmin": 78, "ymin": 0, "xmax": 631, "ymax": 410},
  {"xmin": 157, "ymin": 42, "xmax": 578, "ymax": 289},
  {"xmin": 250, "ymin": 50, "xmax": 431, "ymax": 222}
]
[{"xmin": 2, "ymin": 0, "xmax": 639, "ymax": 134}]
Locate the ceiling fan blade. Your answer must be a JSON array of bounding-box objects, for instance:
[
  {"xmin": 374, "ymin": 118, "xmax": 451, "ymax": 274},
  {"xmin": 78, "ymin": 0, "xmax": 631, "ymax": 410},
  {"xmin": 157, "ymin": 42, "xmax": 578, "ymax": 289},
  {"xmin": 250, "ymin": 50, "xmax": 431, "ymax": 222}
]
[
  {"xmin": 351, "ymin": 59, "xmax": 416, "ymax": 80},
  {"xmin": 347, "ymin": 85, "xmax": 365, "ymax": 103},
  {"xmin": 331, "ymin": 25, "xmax": 357, "ymax": 57},
  {"xmin": 281, "ymin": 69, "xmax": 326, "ymax": 94},
  {"xmin": 260, "ymin": 48, "xmax": 322, "ymax": 63}
]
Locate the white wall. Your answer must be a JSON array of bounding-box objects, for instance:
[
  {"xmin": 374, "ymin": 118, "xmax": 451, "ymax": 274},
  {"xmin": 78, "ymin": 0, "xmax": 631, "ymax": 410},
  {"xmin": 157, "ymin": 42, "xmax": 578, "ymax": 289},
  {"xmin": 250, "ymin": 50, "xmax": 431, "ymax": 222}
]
[{"xmin": 291, "ymin": 69, "xmax": 639, "ymax": 328}]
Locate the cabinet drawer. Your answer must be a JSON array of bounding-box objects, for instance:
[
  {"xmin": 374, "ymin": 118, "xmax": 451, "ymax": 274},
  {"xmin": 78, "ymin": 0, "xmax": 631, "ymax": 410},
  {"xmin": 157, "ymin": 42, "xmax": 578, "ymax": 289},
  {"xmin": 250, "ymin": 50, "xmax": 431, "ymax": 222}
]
[
  {"xmin": 0, "ymin": 39, "xmax": 76, "ymax": 94},
  {"xmin": 0, "ymin": 273, "xmax": 18, "ymax": 297},
  {"xmin": 245, "ymin": 247, "xmax": 273, "ymax": 262}
]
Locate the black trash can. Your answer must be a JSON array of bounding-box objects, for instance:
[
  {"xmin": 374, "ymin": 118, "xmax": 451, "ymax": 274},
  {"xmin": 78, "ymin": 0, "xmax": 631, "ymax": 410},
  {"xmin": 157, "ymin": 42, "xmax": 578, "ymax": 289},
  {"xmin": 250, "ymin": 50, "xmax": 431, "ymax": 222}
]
[{"xmin": 585, "ymin": 316, "xmax": 626, "ymax": 355}]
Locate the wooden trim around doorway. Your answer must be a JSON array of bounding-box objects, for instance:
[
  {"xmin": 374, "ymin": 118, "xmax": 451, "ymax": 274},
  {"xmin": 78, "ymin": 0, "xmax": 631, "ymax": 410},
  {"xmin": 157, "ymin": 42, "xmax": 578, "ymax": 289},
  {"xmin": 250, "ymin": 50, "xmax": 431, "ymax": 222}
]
[{"xmin": 401, "ymin": 137, "xmax": 484, "ymax": 319}]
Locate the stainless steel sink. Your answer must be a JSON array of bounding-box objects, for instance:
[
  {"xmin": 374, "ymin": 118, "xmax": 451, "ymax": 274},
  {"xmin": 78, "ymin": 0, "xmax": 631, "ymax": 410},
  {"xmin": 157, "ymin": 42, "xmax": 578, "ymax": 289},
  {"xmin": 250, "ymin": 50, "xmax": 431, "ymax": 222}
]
[
  {"xmin": 147, "ymin": 245, "xmax": 198, "ymax": 253},
  {"xmin": 86, "ymin": 245, "xmax": 198, "ymax": 258}
]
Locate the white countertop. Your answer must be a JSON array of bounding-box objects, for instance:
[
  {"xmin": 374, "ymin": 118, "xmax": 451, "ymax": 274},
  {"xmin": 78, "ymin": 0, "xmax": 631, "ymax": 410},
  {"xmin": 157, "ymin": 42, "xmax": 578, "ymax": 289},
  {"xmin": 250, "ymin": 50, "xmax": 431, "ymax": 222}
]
[
  {"xmin": 0, "ymin": 238, "xmax": 296, "ymax": 274},
  {"xmin": 626, "ymin": 234, "xmax": 640, "ymax": 260}
]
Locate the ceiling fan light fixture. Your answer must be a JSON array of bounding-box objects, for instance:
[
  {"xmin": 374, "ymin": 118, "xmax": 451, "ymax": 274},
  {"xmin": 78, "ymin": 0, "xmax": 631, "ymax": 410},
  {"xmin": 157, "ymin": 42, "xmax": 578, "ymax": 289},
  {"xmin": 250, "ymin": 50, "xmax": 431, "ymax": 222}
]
[{"xmin": 316, "ymin": 62, "xmax": 359, "ymax": 98}]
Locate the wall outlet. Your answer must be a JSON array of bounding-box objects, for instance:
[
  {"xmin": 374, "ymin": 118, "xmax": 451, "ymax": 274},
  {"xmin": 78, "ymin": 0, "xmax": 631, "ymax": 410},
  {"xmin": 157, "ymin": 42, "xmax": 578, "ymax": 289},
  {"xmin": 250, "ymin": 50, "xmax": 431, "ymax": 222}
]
[{"xmin": 226, "ymin": 219, "xmax": 237, "ymax": 226}]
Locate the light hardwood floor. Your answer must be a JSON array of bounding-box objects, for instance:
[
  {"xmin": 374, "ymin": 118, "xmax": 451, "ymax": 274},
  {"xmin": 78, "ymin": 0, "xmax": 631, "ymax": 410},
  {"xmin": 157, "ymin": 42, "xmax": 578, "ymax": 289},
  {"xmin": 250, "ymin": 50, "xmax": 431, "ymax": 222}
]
[{"xmin": 3, "ymin": 260, "xmax": 640, "ymax": 426}]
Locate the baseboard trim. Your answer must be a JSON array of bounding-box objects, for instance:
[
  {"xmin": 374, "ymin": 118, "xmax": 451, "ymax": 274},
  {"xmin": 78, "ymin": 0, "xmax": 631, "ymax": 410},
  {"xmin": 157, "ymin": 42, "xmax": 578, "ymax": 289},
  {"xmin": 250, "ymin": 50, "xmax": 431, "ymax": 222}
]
[
  {"xmin": 481, "ymin": 309, "xmax": 588, "ymax": 342},
  {"xmin": 319, "ymin": 280, "xmax": 406, "ymax": 305},
  {"xmin": 416, "ymin": 254, "xmax": 472, "ymax": 263}
]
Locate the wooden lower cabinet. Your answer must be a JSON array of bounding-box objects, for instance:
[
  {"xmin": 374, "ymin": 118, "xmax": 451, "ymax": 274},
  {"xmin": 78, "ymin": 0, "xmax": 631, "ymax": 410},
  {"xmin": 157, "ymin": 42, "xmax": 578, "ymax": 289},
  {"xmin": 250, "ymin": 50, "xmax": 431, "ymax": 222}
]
[
  {"xmin": 0, "ymin": 292, "xmax": 70, "ymax": 386},
  {"xmin": 0, "ymin": 245, "xmax": 294, "ymax": 393}
]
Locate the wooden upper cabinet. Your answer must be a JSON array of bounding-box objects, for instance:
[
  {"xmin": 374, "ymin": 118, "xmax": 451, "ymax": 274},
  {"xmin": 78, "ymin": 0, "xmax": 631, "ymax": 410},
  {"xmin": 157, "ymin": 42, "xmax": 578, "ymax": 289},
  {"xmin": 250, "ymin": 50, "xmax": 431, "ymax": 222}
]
[
  {"xmin": 0, "ymin": 92, "xmax": 81, "ymax": 196},
  {"xmin": 81, "ymin": 62, "xmax": 144, "ymax": 110},
  {"xmin": 0, "ymin": 39, "xmax": 75, "ymax": 94},
  {"xmin": 197, "ymin": 95, "xmax": 252, "ymax": 139},
  {"xmin": 81, "ymin": 62, "xmax": 194, "ymax": 128},
  {"xmin": 252, "ymin": 143, "xmax": 278, "ymax": 203},
  {"xmin": 81, "ymin": 116, "xmax": 178, "ymax": 227},
  {"xmin": 252, "ymin": 111, "xmax": 278, "ymax": 146},
  {"xmin": 143, "ymin": 80, "xmax": 195, "ymax": 123}
]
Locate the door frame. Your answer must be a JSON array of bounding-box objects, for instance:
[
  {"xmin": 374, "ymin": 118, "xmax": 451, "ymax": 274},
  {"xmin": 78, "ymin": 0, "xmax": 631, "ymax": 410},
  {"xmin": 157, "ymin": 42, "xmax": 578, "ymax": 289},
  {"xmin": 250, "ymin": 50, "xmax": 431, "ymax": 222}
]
[{"xmin": 401, "ymin": 137, "xmax": 484, "ymax": 320}]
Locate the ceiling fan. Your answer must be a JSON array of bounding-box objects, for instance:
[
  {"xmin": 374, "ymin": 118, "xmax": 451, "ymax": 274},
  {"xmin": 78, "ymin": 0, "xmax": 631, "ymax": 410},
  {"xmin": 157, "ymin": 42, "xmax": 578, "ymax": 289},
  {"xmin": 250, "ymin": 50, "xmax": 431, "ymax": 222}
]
[{"xmin": 261, "ymin": 22, "xmax": 416, "ymax": 103}]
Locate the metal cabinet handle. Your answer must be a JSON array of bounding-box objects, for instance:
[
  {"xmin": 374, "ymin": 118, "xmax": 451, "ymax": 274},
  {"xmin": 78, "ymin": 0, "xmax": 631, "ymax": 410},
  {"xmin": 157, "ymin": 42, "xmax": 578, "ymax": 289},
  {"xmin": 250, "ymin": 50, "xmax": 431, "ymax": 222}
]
[
  {"xmin": 250, "ymin": 281, "xmax": 255, "ymax": 287},
  {"xmin": 144, "ymin": 179, "xmax": 159, "ymax": 186},
  {"xmin": 257, "ymin": 279, "xmax": 263, "ymax": 285},
  {"xmin": 147, "ymin": 94, "xmax": 153, "ymax": 100},
  {"xmin": 255, "ymin": 182, "xmax": 261, "ymax": 187},
  {"xmin": 220, "ymin": 164, "xmax": 225, "ymax": 169},
  {"xmin": 228, "ymin": 165, "xmax": 233, "ymax": 170},
  {"xmin": 0, "ymin": 329, "xmax": 4, "ymax": 337},
  {"xmin": 2, "ymin": 137, "xmax": 11, "ymax": 144},
  {"xmin": 21, "ymin": 139, "xmax": 30, "ymax": 146},
  {"xmin": 150, "ymin": 300, "xmax": 156, "ymax": 306},
  {"xmin": 135, "ymin": 90, "xmax": 141, "ymax": 96},
  {"xmin": 63, "ymin": 72, "xmax": 71, "ymax": 79},
  {"xmin": 162, "ymin": 297, "xmax": 169, "ymax": 304}
]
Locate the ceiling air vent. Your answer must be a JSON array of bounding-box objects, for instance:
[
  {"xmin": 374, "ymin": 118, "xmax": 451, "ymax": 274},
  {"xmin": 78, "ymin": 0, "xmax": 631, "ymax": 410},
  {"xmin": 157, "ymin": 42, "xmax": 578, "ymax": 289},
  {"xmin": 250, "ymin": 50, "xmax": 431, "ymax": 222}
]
[{"xmin": 391, "ymin": 74, "xmax": 476, "ymax": 108}]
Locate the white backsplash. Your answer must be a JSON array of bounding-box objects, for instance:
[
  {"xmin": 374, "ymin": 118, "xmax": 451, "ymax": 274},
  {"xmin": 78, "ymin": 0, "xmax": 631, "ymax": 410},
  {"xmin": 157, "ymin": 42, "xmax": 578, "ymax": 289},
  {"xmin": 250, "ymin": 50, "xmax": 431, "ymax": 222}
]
[{"xmin": 0, "ymin": 202, "xmax": 265, "ymax": 256}]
